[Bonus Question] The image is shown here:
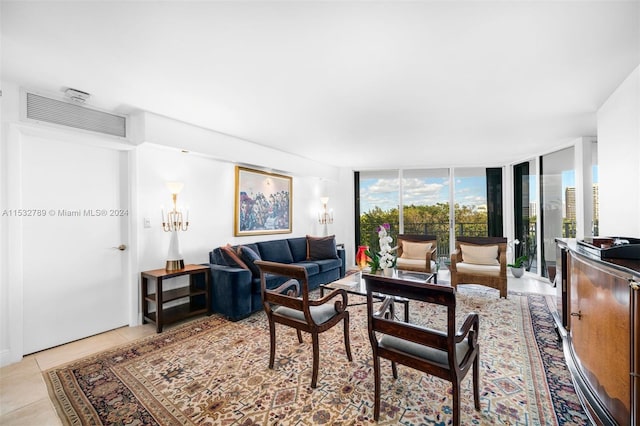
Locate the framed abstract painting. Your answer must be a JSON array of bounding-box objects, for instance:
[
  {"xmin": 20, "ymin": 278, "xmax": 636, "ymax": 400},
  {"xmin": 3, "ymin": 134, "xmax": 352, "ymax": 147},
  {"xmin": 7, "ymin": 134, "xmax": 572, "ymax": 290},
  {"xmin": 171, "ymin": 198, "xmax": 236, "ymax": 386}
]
[{"xmin": 234, "ymin": 166, "xmax": 292, "ymax": 236}]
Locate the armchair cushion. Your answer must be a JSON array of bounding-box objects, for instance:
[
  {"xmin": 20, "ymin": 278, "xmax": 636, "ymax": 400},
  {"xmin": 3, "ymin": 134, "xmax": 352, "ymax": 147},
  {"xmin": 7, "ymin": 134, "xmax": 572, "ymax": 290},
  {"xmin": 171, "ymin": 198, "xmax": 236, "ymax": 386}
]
[
  {"xmin": 400, "ymin": 241, "xmax": 432, "ymax": 260},
  {"xmin": 274, "ymin": 303, "xmax": 338, "ymax": 325},
  {"xmin": 457, "ymin": 262, "xmax": 501, "ymax": 276},
  {"xmin": 396, "ymin": 258, "xmax": 436, "ymax": 271},
  {"xmin": 379, "ymin": 334, "xmax": 472, "ymax": 367},
  {"xmin": 306, "ymin": 235, "xmax": 339, "ymax": 260},
  {"xmin": 239, "ymin": 245, "xmax": 262, "ymax": 277},
  {"xmin": 460, "ymin": 244, "xmax": 499, "ymax": 266}
]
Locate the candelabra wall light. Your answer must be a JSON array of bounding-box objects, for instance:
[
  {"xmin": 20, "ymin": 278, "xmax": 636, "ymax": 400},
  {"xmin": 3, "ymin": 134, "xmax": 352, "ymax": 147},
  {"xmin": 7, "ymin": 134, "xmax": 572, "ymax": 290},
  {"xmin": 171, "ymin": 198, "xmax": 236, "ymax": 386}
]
[
  {"xmin": 318, "ymin": 196, "xmax": 334, "ymax": 225},
  {"xmin": 161, "ymin": 181, "xmax": 189, "ymax": 271}
]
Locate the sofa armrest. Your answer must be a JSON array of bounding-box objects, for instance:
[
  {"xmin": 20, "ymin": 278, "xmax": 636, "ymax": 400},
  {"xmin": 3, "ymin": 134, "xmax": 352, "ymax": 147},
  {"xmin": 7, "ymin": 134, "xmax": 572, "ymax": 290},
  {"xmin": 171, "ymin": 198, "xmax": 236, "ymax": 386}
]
[
  {"xmin": 209, "ymin": 264, "xmax": 253, "ymax": 321},
  {"xmin": 337, "ymin": 247, "xmax": 346, "ymax": 277}
]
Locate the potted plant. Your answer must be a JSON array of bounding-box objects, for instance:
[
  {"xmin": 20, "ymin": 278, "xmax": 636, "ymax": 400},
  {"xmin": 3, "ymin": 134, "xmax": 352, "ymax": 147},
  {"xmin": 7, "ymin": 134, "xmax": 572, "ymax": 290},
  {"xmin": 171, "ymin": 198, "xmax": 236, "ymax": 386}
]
[
  {"xmin": 366, "ymin": 223, "xmax": 397, "ymax": 276},
  {"xmin": 508, "ymin": 255, "xmax": 528, "ymax": 278}
]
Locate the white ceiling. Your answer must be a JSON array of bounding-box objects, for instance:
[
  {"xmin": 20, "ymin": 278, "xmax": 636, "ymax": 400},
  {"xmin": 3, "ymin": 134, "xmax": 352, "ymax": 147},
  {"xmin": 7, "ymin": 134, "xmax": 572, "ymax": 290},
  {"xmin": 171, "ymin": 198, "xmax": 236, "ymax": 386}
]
[{"xmin": 2, "ymin": 1, "xmax": 639, "ymax": 170}]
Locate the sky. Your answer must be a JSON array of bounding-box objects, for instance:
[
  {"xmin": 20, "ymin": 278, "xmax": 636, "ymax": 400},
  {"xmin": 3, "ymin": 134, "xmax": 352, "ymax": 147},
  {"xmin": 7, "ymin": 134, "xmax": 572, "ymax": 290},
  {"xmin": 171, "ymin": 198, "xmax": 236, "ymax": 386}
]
[
  {"xmin": 360, "ymin": 166, "xmax": 598, "ymax": 214},
  {"xmin": 360, "ymin": 174, "xmax": 487, "ymax": 213}
]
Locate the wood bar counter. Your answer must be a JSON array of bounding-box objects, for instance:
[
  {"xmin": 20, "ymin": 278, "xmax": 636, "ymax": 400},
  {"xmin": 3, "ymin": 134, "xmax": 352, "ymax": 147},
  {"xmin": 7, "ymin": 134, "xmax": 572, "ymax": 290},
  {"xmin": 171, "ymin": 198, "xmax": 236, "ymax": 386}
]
[{"xmin": 555, "ymin": 238, "xmax": 640, "ymax": 425}]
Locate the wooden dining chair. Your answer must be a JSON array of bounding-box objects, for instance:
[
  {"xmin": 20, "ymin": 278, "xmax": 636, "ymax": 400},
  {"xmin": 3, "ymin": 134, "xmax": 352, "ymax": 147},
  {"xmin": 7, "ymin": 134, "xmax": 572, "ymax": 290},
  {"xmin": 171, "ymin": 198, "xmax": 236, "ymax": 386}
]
[
  {"xmin": 363, "ymin": 273, "xmax": 480, "ymax": 425},
  {"xmin": 254, "ymin": 260, "xmax": 353, "ymax": 388}
]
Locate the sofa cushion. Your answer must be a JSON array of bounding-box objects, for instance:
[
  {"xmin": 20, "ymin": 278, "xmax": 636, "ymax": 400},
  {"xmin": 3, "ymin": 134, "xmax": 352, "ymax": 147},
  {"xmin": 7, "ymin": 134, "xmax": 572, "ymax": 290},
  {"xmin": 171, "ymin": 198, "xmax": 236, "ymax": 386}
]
[
  {"xmin": 293, "ymin": 261, "xmax": 320, "ymax": 276},
  {"xmin": 239, "ymin": 245, "xmax": 262, "ymax": 277},
  {"xmin": 460, "ymin": 244, "xmax": 499, "ymax": 266},
  {"xmin": 400, "ymin": 241, "xmax": 432, "ymax": 260},
  {"xmin": 287, "ymin": 237, "xmax": 308, "ymax": 262},
  {"xmin": 220, "ymin": 244, "xmax": 248, "ymax": 269},
  {"xmin": 306, "ymin": 235, "xmax": 338, "ymax": 260},
  {"xmin": 257, "ymin": 239, "xmax": 294, "ymax": 264},
  {"xmin": 312, "ymin": 258, "xmax": 342, "ymax": 273}
]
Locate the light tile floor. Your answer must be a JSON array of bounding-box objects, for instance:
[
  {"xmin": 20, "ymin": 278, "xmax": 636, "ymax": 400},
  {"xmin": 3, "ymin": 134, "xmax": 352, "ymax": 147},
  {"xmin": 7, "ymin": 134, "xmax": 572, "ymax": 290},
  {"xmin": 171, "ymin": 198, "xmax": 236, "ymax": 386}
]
[{"xmin": 0, "ymin": 271, "xmax": 555, "ymax": 425}]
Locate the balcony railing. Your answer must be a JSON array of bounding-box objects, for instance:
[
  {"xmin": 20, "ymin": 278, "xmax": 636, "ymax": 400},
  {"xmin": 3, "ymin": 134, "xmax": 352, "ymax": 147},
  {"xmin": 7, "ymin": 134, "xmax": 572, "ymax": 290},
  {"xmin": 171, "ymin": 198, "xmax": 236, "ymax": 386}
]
[
  {"xmin": 404, "ymin": 222, "xmax": 488, "ymax": 258},
  {"xmin": 362, "ymin": 222, "xmax": 489, "ymax": 260}
]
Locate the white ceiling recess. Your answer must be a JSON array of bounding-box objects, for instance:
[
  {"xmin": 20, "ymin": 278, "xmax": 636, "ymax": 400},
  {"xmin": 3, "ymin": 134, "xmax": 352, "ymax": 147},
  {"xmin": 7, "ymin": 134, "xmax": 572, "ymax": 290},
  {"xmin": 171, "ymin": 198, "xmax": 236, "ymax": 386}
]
[{"xmin": 2, "ymin": 1, "xmax": 638, "ymax": 170}]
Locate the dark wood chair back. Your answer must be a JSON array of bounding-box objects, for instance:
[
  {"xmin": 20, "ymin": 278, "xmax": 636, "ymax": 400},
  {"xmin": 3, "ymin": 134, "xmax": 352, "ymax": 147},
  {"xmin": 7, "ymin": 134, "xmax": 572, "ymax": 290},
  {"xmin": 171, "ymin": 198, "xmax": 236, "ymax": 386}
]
[
  {"xmin": 363, "ymin": 273, "xmax": 480, "ymax": 424},
  {"xmin": 254, "ymin": 260, "xmax": 352, "ymax": 388}
]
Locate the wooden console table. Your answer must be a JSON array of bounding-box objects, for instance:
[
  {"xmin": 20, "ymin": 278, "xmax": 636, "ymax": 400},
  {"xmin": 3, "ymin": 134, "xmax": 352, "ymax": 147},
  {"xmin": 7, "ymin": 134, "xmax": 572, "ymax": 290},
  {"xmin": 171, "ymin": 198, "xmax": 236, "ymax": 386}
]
[
  {"xmin": 141, "ymin": 264, "xmax": 210, "ymax": 333},
  {"xmin": 555, "ymin": 239, "xmax": 640, "ymax": 425}
]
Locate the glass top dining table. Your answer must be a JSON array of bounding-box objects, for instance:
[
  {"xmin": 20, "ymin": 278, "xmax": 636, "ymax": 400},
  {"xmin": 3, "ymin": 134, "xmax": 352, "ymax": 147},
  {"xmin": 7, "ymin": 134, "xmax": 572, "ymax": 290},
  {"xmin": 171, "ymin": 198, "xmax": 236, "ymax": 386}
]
[{"xmin": 320, "ymin": 269, "xmax": 438, "ymax": 322}]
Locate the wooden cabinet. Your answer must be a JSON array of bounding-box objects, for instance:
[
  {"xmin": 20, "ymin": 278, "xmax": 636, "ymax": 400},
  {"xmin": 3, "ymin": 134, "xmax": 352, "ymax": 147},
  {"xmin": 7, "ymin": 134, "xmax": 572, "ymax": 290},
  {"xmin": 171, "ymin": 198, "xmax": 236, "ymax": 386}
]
[
  {"xmin": 556, "ymin": 239, "xmax": 640, "ymax": 425},
  {"xmin": 141, "ymin": 264, "xmax": 210, "ymax": 333}
]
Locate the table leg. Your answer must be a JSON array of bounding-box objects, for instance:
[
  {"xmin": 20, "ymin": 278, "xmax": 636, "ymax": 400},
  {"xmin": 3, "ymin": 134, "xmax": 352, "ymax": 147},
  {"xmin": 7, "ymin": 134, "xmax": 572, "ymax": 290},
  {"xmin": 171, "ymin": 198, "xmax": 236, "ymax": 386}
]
[
  {"xmin": 156, "ymin": 277, "xmax": 163, "ymax": 333},
  {"xmin": 141, "ymin": 276, "xmax": 149, "ymax": 324},
  {"xmin": 204, "ymin": 270, "xmax": 211, "ymax": 315}
]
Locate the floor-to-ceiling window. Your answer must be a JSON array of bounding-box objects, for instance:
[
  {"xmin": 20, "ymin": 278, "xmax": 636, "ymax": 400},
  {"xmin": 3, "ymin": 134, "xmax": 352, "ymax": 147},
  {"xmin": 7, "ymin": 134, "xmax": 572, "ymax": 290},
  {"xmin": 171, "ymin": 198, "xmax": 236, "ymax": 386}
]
[
  {"xmin": 540, "ymin": 147, "xmax": 575, "ymax": 278},
  {"xmin": 401, "ymin": 168, "xmax": 450, "ymax": 257},
  {"xmin": 591, "ymin": 141, "xmax": 599, "ymax": 236},
  {"xmin": 453, "ymin": 167, "xmax": 490, "ymax": 238},
  {"xmin": 356, "ymin": 167, "xmax": 501, "ymax": 260},
  {"xmin": 513, "ymin": 160, "xmax": 537, "ymax": 273},
  {"xmin": 356, "ymin": 170, "xmax": 400, "ymax": 253}
]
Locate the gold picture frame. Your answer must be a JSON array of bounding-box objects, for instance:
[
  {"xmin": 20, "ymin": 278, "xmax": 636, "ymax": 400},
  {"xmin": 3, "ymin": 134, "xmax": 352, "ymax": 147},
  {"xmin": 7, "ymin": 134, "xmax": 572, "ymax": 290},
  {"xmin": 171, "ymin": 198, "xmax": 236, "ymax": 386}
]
[{"xmin": 234, "ymin": 166, "xmax": 293, "ymax": 236}]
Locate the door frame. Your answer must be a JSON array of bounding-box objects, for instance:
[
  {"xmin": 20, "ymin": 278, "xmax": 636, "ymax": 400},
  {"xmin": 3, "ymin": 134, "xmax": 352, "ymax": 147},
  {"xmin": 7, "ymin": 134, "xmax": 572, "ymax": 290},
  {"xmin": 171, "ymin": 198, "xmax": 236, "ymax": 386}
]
[{"xmin": 1, "ymin": 122, "xmax": 137, "ymax": 366}]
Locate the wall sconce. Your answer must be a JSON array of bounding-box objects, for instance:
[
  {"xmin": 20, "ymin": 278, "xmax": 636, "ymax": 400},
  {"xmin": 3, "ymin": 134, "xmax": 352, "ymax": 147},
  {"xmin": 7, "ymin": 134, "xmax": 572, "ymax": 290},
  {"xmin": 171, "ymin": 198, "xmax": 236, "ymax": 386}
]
[
  {"xmin": 318, "ymin": 196, "xmax": 334, "ymax": 225},
  {"xmin": 161, "ymin": 181, "xmax": 189, "ymax": 271}
]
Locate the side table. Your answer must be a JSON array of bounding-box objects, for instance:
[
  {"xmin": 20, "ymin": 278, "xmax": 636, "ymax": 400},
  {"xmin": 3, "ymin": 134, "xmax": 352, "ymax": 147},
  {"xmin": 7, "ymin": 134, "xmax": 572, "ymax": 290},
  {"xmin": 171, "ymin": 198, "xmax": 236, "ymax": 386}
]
[{"xmin": 141, "ymin": 264, "xmax": 210, "ymax": 333}]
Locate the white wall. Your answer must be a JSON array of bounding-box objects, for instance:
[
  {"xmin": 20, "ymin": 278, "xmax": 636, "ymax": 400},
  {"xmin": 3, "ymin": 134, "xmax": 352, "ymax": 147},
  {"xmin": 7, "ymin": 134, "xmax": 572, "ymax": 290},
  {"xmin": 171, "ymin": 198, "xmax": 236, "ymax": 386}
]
[
  {"xmin": 0, "ymin": 85, "xmax": 352, "ymax": 365},
  {"xmin": 135, "ymin": 144, "xmax": 344, "ymax": 272},
  {"xmin": 597, "ymin": 66, "xmax": 640, "ymax": 236}
]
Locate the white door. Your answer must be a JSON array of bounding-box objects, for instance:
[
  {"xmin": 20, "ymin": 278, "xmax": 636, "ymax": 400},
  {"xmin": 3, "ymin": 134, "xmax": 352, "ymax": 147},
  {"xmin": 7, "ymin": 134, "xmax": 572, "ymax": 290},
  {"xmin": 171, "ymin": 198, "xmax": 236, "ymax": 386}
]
[{"xmin": 21, "ymin": 134, "xmax": 129, "ymax": 354}]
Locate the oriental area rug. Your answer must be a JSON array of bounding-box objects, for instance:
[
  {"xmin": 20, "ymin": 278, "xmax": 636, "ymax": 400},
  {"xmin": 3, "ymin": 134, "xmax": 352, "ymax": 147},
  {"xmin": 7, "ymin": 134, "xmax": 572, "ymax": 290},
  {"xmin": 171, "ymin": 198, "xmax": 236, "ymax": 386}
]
[{"xmin": 44, "ymin": 288, "xmax": 589, "ymax": 425}]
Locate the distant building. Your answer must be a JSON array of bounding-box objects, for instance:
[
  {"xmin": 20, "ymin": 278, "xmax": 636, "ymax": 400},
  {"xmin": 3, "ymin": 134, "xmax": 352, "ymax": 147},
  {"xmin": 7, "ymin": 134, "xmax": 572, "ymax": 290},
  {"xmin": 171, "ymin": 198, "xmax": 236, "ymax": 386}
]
[
  {"xmin": 565, "ymin": 187, "xmax": 576, "ymax": 220},
  {"xmin": 593, "ymin": 183, "xmax": 599, "ymax": 221}
]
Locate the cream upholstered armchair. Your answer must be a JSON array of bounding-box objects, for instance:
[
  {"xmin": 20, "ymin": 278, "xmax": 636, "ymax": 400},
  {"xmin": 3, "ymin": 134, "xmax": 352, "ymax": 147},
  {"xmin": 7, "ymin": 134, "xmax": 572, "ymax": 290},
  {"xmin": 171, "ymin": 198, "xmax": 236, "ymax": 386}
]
[
  {"xmin": 395, "ymin": 234, "xmax": 437, "ymax": 273},
  {"xmin": 450, "ymin": 237, "xmax": 507, "ymax": 298}
]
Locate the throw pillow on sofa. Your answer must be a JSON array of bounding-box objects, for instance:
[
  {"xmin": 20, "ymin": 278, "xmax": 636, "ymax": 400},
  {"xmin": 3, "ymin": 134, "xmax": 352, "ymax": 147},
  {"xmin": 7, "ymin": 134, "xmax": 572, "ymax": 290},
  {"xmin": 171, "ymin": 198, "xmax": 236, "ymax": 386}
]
[
  {"xmin": 306, "ymin": 235, "xmax": 338, "ymax": 260},
  {"xmin": 220, "ymin": 244, "xmax": 249, "ymax": 269},
  {"xmin": 239, "ymin": 245, "xmax": 262, "ymax": 277}
]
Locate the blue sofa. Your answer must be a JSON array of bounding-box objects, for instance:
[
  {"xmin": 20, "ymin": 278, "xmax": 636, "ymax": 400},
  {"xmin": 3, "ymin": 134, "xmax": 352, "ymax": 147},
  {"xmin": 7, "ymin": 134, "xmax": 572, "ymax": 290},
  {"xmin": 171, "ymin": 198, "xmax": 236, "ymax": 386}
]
[{"xmin": 208, "ymin": 236, "xmax": 346, "ymax": 321}]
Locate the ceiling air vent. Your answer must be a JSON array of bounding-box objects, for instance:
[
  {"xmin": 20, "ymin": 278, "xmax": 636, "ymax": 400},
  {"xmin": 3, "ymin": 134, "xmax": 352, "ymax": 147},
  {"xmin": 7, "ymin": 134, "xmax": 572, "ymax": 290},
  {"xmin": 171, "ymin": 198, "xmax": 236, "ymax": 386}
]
[{"xmin": 25, "ymin": 92, "xmax": 127, "ymax": 138}]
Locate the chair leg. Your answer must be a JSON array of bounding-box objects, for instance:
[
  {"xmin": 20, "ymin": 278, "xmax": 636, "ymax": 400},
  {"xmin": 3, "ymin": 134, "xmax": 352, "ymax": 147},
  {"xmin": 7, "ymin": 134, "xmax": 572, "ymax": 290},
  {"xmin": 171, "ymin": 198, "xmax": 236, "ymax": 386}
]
[
  {"xmin": 311, "ymin": 332, "xmax": 319, "ymax": 388},
  {"xmin": 268, "ymin": 319, "xmax": 276, "ymax": 369},
  {"xmin": 343, "ymin": 313, "xmax": 353, "ymax": 361},
  {"xmin": 391, "ymin": 361, "xmax": 398, "ymax": 379},
  {"xmin": 473, "ymin": 353, "xmax": 480, "ymax": 410},
  {"xmin": 373, "ymin": 355, "xmax": 381, "ymax": 421},
  {"xmin": 452, "ymin": 382, "xmax": 460, "ymax": 426},
  {"xmin": 296, "ymin": 329, "xmax": 303, "ymax": 343}
]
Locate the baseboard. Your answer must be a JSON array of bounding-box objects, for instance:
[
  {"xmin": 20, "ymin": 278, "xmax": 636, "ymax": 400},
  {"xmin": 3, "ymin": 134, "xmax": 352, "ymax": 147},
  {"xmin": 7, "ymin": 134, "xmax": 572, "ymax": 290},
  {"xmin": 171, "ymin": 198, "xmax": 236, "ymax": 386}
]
[{"xmin": 0, "ymin": 348, "xmax": 23, "ymax": 368}]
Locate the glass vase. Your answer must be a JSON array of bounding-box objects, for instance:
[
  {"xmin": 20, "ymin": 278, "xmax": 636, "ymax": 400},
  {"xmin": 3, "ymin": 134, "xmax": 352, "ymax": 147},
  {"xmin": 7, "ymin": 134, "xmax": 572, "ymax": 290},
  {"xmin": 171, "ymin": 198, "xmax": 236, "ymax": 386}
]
[{"xmin": 356, "ymin": 245, "xmax": 370, "ymax": 270}]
